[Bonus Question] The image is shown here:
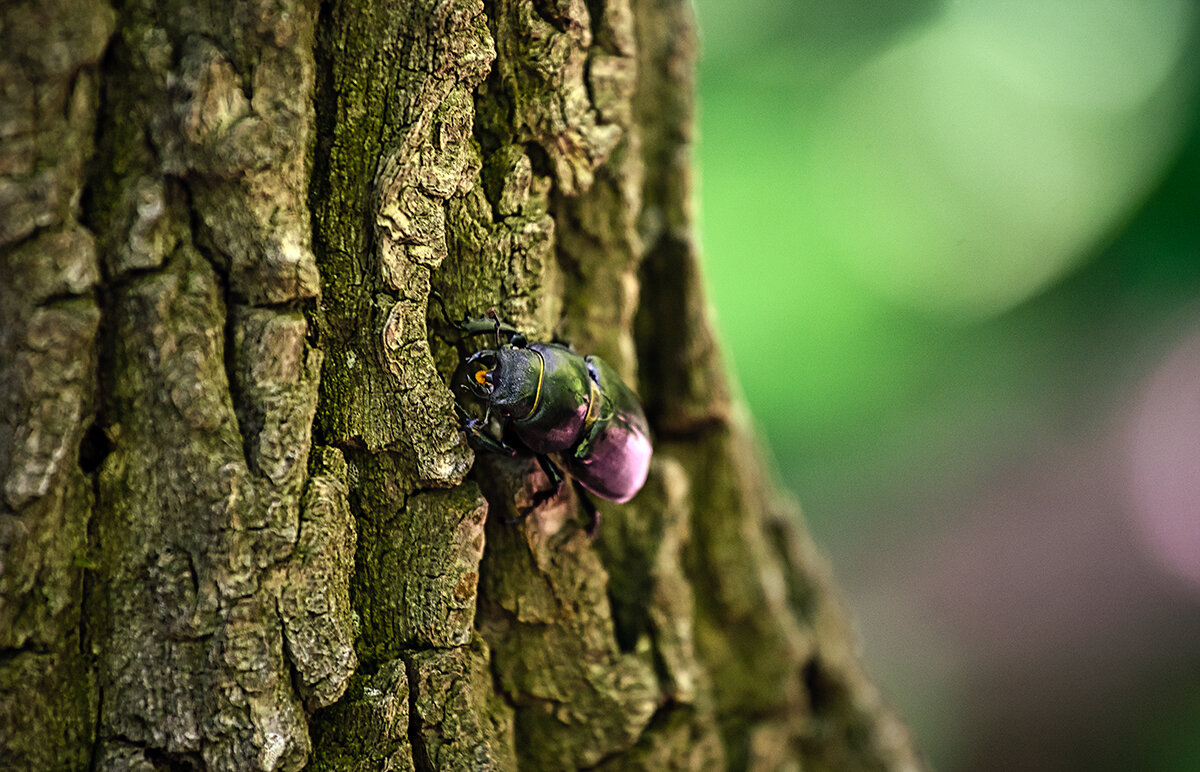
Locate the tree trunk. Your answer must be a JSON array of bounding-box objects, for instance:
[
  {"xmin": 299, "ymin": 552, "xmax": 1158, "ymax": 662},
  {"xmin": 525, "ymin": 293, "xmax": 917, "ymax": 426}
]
[{"xmin": 0, "ymin": 0, "xmax": 921, "ymax": 769}]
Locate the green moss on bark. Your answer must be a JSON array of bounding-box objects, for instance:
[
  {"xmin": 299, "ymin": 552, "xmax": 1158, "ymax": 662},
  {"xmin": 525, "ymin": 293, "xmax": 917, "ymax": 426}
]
[{"xmin": 308, "ymin": 660, "xmax": 417, "ymax": 772}]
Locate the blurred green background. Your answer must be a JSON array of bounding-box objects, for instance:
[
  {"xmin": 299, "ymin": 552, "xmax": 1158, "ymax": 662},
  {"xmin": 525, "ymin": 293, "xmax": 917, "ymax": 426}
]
[{"xmin": 691, "ymin": 0, "xmax": 1200, "ymax": 768}]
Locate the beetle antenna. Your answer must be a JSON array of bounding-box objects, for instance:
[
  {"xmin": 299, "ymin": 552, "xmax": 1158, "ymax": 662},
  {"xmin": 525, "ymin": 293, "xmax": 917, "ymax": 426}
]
[{"xmin": 487, "ymin": 307, "xmax": 503, "ymax": 347}]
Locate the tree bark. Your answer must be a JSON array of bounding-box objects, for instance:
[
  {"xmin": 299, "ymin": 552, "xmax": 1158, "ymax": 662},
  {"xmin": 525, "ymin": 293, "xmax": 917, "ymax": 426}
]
[{"xmin": 0, "ymin": 0, "xmax": 922, "ymax": 769}]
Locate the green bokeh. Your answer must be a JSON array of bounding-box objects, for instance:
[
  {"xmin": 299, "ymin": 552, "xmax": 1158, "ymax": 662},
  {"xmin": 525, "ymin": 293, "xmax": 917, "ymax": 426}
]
[{"xmin": 692, "ymin": 0, "xmax": 1200, "ymax": 768}]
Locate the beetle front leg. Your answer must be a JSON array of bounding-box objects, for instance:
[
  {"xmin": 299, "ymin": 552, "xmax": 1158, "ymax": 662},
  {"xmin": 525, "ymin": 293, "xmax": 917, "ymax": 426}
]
[
  {"xmin": 462, "ymin": 416, "xmax": 518, "ymax": 456},
  {"xmin": 451, "ymin": 308, "xmax": 525, "ymax": 342}
]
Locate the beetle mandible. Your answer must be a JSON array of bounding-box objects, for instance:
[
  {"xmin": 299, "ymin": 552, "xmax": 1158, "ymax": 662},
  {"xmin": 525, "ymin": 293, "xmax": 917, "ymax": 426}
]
[{"xmin": 445, "ymin": 307, "xmax": 652, "ymax": 535}]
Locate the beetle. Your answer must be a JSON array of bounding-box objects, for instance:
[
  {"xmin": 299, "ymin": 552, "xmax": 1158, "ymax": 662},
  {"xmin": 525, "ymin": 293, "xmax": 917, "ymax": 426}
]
[{"xmin": 444, "ymin": 307, "xmax": 652, "ymax": 535}]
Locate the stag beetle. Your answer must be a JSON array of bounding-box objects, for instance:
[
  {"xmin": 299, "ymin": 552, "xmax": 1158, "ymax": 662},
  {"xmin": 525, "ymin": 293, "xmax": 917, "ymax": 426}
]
[{"xmin": 442, "ymin": 306, "xmax": 652, "ymax": 535}]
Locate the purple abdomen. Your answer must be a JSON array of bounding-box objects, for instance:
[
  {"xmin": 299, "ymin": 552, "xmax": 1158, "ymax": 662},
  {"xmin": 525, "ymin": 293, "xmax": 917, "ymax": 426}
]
[{"xmin": 566, "ymin": 412, "xmax": 652, "ymax": 503}]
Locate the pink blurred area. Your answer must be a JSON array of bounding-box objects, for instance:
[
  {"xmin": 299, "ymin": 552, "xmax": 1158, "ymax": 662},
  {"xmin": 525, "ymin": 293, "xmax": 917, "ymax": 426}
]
[
  {"xmin": 1127, "ymin": 329, "xmax": 1200, "ymax": 590},
  {"xmin": 845, "ymin": 324, "xmax": 1200, "ymax": 770}
]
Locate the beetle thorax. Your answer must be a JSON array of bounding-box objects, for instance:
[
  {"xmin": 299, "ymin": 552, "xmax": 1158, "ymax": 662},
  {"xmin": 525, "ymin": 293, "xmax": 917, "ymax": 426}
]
[{"xmin": 489, "ymin": 345, "xmax": 542, "ymax": 418}]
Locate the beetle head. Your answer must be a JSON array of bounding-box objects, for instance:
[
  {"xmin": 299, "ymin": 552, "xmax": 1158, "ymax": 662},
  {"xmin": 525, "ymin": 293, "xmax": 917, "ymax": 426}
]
[
  {"xmin": 453, "ymin": 349, "xmax": 498, "ymax": 402},
  {"xmin": 452, "ymin": 345, "xmax": 543, "ymax": 420}
]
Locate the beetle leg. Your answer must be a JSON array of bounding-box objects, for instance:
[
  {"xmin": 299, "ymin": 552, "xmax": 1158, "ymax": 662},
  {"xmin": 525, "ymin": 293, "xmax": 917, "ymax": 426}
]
[
  {"xmin": 435, "ymin": 300, "xmax": 525, "ymax": 341},
  {"xmin": 573, "ymin": 418, "xmax": 602, "ymax": 459},
  {"xmin": 461, "ymin": 416, "xmax": 519, "ymax": 456},
  {"xmin": 454, "ymin": 316, "xmax": 522, "ymax": 338},
  {"xmin": 572, "ymin": 480, "xmax": 600, "ymax": 537},
  {"xmin": 535, "ymin": 454, "xmax": 564, "ymax": 488},
  {"xmin": 527, "ymin": 454, "xmax": 565, "ymax": 511},
  {"xmin": 573, "ymin": 394, "xmax": 614, "ymax": 459}
]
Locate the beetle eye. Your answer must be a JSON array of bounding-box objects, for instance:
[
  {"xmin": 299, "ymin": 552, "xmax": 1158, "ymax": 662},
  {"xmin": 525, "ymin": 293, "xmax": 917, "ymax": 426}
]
[{"xmin": 456, "ymin": 350, "xmax": 499, "ymax": 400}]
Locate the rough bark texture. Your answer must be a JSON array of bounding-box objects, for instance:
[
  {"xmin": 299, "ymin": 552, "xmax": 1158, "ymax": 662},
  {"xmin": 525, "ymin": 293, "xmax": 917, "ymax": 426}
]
[{"xmin": 0, "ymin": 0, "xmax": 922, "ymax": 769}]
